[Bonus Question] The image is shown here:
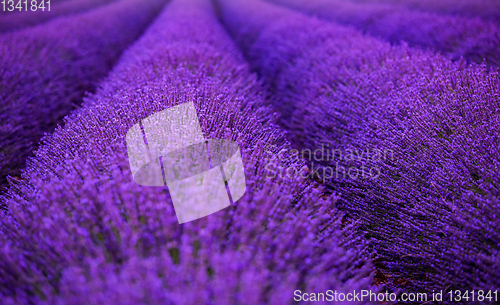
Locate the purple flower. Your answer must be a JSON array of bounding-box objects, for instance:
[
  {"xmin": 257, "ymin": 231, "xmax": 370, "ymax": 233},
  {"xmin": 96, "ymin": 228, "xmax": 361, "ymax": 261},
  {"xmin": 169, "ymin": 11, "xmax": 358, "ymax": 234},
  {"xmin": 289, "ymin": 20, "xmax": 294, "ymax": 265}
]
[
  {"xmin": 0, "ymin": 0, "xmax": 166, "ymax": 189},
  {"xmin": 0, "ymin": 0, "xmax": 374, "ymax": 303},
  {"xmin": 217, "ymin": 0, "xmax": 500, "ymax": 297},
  {"xmin": 269, "ymin": 0, "xmax": 500, "ymax": 67}
]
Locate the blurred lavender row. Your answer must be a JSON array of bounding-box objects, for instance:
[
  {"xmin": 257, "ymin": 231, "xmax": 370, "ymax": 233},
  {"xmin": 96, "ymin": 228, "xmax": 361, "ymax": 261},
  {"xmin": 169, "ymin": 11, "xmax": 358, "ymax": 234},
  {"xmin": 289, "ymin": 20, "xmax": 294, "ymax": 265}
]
[
  {"xmin": 217, "ymin": 0, "xmax": 500, "ymax": 297},
  {"xmin": 353, "ymin": 0, "xmax": 500, "ymax": 22},
  {"xmin": 268, "ymin": 0, "xmax": 500, "ymax": 67},
  {"xmin": 0, "ymin": 0, "xmax": 118, "ymax": 33},
  {"xmin": 0, "ymin": 0, "xmax": 375, "ymax": 303},
  {"xmin": 0, "ymin": 0, "xmax": 166, "ymax": 190}
]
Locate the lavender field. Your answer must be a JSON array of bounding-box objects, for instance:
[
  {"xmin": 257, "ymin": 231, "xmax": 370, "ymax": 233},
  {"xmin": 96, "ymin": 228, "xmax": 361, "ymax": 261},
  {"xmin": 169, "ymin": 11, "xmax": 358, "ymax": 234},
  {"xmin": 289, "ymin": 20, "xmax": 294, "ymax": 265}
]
[{"xmin": 0, "ymin": 0, "xmax": 498, "ymax": 304}]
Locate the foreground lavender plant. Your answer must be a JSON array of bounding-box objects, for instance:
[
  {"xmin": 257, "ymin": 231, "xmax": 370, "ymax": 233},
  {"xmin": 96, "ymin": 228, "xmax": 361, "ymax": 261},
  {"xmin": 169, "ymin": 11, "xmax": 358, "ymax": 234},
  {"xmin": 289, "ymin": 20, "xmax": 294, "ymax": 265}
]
[
  {"xmin": 269, "ymin": 0, "xmax": 500, "ymax": 67},
  {"xmin": 0, "ymin": 0, "xmax": 117, "ymax": 33},
  {"xmin": 0, "ymin": 0, "xmax": 374, "ymax": 303},
  {"xmin": 0, "ymin": 0, "xmax": 166, "ymax": 190},
  {"xmin": 217, "ymin": 0, "xmax": 500, "ymax": 298}
]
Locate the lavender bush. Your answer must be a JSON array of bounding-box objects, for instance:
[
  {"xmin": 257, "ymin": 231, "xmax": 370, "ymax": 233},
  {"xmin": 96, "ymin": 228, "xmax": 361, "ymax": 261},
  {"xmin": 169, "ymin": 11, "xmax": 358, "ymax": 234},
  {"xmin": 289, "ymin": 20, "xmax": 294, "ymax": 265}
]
[
  {"xmin": 354, "ymin": 0, "xmax": 500, "ymax": 22},
  {"xmin": 0, "ymin": 0, "xmax": 117, "ymax": 33},
  {"xmin": 1, "ymin": 0, "xmax": 497, "ymax": 302},
  {"xmin": 0, "ymin": 0, "xmax": 375, "ymax": 303},
  {"xmin": 217, "ymin": 0, "xmax": 500, "ymax": 299},
  {"xmin": 0, "ymin": 0, "xmax": 166, "ymax": 190},
  {"xmin": 268, "ymin": 0, "xmax": 500, "ymax": 67}
]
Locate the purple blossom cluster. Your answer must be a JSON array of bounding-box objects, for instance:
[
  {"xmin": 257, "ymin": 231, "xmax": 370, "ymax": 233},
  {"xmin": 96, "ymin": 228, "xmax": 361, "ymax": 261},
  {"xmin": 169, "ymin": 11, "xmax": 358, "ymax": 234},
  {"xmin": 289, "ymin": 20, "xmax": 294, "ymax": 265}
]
[
  {"xmin": 217, "ymin": 0, "xmax": 500, "ymax": 299},
  {"xmin": 0, "ymin": 0, "xmax": 375, "ymax": 303},
  {"xmin": 0, "ymin": 0, "xmax": 166, "ymax": 190},
  {"xmin": 268, "ymin": 0, "xmax": 500, "ymax": 67},
  {"xmin": 355, "ymin": 0, "xmax": 500, "ymax": 22},
  {"xmin": 1, "ymin": 0, "xmax": 499, "ymax": 303},
  {"xmin": 0, "ymin": 0, "xmax": 117, "ymax": 33}
]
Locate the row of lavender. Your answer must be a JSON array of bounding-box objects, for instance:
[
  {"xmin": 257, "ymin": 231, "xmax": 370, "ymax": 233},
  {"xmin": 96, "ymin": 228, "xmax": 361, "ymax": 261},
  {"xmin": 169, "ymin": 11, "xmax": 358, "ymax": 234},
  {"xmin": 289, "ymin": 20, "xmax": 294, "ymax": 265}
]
[
  {"xmin": 0, "ymin": 0, "xmax": 117, "ymax": 33},
  {"xmin": 217, "ymin": 0, "xmax": 500, "ymax": 298},
  {"xmin": 0, "ymin": 0, "xmax": 165, "ymax": 190},
  {"xmin": 268, "ymin": 0, "xmax": 500, "ymax": 67},
  {"xmin": 0, "ymin": 0, "xmax": 374, "ymax": 303},
  {"xmin": 353, "ymin": 0, "xmax": 500, "ymax": 21}
]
